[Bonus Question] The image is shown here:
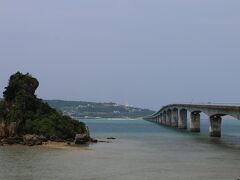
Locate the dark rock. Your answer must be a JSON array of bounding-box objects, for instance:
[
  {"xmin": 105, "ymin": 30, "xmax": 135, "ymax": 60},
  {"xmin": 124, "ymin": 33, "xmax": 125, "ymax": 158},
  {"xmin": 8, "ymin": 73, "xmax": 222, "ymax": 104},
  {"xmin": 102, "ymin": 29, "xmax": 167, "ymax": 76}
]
[
  {"xmin": 39, "ymin": 135, "xmax": 48, "ymax": 142},
  {"xmin": 90, "ymin": 138, "xmax": 98, "ymax": 143},
  {"xmin": 49, "ymin": 135, "xmax": 58, "ymax": 141},
  {"xmin": 98, "ymin": 140, "xmax": 111, "ymax": 143},
  {"xmin": 74, "ymin": 133, "xmax": 90, "ymax": 144},
  {"xmin": 107, "ymin": 137, "xmax": 116, "ymax": 140},
  {"xmin": 1, "ymin": 136, "xmax": 23, "ymax": 145},
  {"xmin": 74, "ymin": 126, "xmax": 91, "ymax": 144},
  {"xmin": 23, "ymin": 134, "xmax": 43, "ymax": 146},
  {"xmin": 49, "ymin": 135, "xmax": 65, "ymax": 142}
]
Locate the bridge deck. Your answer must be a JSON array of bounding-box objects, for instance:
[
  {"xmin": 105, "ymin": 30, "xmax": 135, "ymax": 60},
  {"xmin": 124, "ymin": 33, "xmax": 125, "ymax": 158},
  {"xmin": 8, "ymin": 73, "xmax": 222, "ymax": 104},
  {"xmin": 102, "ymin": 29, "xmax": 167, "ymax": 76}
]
[{"xmin": 145, "ymin": 103, "xmax": 240, "ymax": 137}]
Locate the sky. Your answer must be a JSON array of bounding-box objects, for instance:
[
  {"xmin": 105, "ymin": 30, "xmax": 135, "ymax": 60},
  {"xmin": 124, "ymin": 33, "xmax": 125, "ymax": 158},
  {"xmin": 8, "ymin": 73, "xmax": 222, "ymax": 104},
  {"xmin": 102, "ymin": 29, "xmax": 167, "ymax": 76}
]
[{"xmin": 0, "ymin": 0, "xmax": 240, "ymax": 110}]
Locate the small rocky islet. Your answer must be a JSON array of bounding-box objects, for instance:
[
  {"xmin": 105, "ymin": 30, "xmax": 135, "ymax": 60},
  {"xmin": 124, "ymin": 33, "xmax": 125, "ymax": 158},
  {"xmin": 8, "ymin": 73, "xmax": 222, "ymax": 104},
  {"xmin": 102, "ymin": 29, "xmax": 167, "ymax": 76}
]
[{"xmin": 0, "ymin": 72, "xmax": 97, "ymax": 146}]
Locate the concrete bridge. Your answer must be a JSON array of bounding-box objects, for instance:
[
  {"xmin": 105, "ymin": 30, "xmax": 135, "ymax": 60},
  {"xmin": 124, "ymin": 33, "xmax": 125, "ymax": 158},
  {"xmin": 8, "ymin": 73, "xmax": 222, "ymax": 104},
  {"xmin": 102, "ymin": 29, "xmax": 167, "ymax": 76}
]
[{"xmin": 144, "ymin": 103, "xmax": 240, "ymax": 137}]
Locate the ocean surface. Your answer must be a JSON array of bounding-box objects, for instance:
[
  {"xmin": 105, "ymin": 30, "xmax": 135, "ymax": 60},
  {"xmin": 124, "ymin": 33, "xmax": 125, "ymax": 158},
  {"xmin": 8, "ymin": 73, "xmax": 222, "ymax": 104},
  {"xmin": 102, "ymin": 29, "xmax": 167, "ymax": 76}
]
[{"xmin": 0, "ymin": 119, "xmax": 240, "ymax": 180}]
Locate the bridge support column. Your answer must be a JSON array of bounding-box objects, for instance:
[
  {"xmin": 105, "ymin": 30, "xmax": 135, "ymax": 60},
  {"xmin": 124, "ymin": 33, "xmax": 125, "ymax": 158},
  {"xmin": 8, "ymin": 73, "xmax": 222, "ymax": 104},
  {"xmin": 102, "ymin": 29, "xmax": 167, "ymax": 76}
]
[
  {"xmin": 178, "ymin": 109, "xmax": 187, "ymax": 129},
  {"xmin": 209, "ymin": 115, "xmax": 222, "ymax": 137},
  {"xmin": 160, "ymin": 114, "xmax": 163, "ymax": 124},
  {"xmin": 171, "ymin": 109, "xmax": 178, "ymax": 128},
  {"xmin": 163, "ymin": 112, "xmax": 167, "ymax": 125},
  {"xmin": 166, "ymin": 110, "xmax": 172, "ymax": 126},
  {"xmin": 190, "ymin": 112, "xmax": 200, "ymax": 132}
]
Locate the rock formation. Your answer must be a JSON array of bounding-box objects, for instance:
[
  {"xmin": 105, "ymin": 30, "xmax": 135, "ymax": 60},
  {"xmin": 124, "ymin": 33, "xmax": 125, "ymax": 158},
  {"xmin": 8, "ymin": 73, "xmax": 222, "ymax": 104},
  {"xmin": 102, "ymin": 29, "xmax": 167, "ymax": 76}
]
[{"xmin": 0, "ymin": 72, "xmax": 91, "ymax": 146}]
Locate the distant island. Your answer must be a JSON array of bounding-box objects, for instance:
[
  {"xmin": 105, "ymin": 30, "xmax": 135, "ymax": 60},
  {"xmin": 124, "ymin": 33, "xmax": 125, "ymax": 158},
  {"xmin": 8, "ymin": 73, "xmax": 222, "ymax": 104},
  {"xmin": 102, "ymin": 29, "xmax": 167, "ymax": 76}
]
[
  {"xmin": 46, "ymin": 100, "xmax": 155, "ymax": 119},
  {"xmin": 0, "ymin": 72, "xmax": 92, "ymax": 146},
  {"xmin": 1, "ymin": 97, "xmax": 155, "ymax": 120}
]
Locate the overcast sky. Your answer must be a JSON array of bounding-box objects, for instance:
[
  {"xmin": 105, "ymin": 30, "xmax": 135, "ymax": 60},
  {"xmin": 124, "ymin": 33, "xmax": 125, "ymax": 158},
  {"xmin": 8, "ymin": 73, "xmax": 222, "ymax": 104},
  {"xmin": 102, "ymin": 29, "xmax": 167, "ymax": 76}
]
[{"xmin": 0, "ymin": 0, "xmax": 240, "ymax": 110}]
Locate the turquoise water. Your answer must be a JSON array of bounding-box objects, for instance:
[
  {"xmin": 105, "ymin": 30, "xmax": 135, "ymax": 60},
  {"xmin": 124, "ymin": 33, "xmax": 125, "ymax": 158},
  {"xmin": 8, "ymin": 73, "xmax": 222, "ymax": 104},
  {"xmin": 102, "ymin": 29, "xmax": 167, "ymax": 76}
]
[{"xmin": 0, "ymin": 119, "xmax": 240, "ymax": 180}]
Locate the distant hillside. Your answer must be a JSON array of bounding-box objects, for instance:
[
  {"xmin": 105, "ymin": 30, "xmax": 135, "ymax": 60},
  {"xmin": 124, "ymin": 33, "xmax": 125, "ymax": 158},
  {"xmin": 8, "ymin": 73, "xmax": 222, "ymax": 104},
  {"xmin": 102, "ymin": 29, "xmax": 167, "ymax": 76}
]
[{"xmin": 45, "ymin": 100, "xmax": 155, "ymax": 119}]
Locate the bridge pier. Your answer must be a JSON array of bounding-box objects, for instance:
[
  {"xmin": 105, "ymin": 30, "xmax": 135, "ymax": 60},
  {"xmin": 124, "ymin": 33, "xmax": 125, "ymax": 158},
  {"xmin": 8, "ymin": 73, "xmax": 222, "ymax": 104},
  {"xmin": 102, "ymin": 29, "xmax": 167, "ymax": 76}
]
[
  {"xmin": 159, "ymin": 114, "xmax": 163, "ymax": 124},
  {"xmin": 190, "ymin": 112, "xmax": 200, "ymax": 132},
  {"xmin": 166, "ymin": 110, "xmax": 172, "ymax": 126},
  {"xmin": 209, "ymin": 115, "xmax": 222, "ymax": 137},
  {"xmin": 163, "ymin": 111, "xmax": 167, "ymax": 125},
  {"xmin": 171, "ymin": 109, "xmax": 178, "ymax": 127},
  {"xmin": 178, "ymin": 109, "xmax": 187, "ymax": 129},
  {"xmin": 145, "ymin": 103, "xmax": 240, "ymax": 139}
]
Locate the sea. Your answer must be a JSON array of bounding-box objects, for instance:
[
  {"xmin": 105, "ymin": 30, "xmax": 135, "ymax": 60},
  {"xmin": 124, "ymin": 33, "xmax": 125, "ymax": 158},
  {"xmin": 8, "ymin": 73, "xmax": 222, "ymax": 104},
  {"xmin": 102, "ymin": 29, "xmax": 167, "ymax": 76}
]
[{"xmin": 0, "ymin": 118, "xmax": 240, "ymax": 180}]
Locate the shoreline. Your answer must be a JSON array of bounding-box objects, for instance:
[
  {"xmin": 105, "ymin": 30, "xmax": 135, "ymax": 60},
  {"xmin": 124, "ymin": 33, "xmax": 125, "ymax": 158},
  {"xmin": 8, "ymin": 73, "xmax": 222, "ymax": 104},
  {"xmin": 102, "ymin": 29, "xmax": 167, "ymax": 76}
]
[
  {"xmin": 78, "ymin": 118, "xmax": 143, "ymax": 121},
  {"xmin": 0, "ymin": 138, "xmax": 114, "ymax": 148},
  {"xmin": 42, "ymin": 141, "xmax": 93, "ymax": 150},
  {"xmin": 0, "ymin": 141, "xmax": 93, "ymax": 150}
]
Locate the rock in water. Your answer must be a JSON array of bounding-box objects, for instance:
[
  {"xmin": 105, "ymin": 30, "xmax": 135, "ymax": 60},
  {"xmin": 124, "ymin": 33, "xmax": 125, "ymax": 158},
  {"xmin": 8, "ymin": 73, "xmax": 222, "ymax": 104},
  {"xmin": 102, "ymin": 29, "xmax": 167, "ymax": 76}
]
[
  {"xmin": 74, "ymin": 126, "xmax": 90, "ymax": 144},
  {"xmin": 107, "ymin": 137, "xmax": 116, "ymax": 140},
  {"xmin": 74, "ymin": 133, "xmax": 90, "ymax": 144},
  {"xmin": 23, "ymin": 134, "xmax": 43, "ymax": 146},
  {"xmin": 90, "ymin": 138, "xmax": 98, "ymax": 143}
]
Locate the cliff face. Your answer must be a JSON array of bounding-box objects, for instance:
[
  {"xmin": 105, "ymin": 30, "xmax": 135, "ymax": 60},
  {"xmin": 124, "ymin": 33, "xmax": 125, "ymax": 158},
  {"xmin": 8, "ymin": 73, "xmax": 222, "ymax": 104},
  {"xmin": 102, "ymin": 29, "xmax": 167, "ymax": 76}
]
[{"xmin": 0, "ymin": 121, "xmax": 17, "ymax": 137}]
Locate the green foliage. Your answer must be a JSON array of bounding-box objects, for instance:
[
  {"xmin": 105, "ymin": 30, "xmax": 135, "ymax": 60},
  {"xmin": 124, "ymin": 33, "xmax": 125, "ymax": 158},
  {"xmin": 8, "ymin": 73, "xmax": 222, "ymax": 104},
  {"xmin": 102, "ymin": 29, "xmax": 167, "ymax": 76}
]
[
  {"xmin": 3, "ymin": 72, "xmax": 39, "ymax": 102},
  {"xmin": 0, "ymin": 72, "xmax": 86, "ymax": 138}
]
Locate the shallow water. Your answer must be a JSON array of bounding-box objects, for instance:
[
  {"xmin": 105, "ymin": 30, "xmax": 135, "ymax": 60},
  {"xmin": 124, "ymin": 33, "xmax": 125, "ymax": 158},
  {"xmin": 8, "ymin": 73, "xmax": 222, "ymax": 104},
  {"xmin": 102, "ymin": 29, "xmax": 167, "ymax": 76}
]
[{"xmin": 0, "ymin": 119, "xmax": 240, "ymax": 180}]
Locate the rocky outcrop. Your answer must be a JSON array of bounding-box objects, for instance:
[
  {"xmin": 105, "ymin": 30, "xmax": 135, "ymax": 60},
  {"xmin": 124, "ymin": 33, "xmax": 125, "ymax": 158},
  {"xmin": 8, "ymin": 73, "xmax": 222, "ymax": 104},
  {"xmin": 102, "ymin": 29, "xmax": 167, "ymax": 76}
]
[
  {"xmin": 0, "ymin": 72, "xmax": 90, "ymax": 147},
  {"xmin": 0, "ymin": 122, "xmax": 96, "ymax": 146},
  {"xmin": 1, "ymin": 136, "xmax": 23, "ymax": 145},
  {"xmin": 23, "ymin": 134, "xmax": 43, "ymax": 146},
  {"xmin": 74, "ymin": 134, "xmax": 90, "ymax": 144},
  {"xmin": 0, "ymin": 121, "xmax": 96, "ymax": 146},
  {"xmin": 74, "ymin": 126, "xmax": 91, "ymax": 144}
]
